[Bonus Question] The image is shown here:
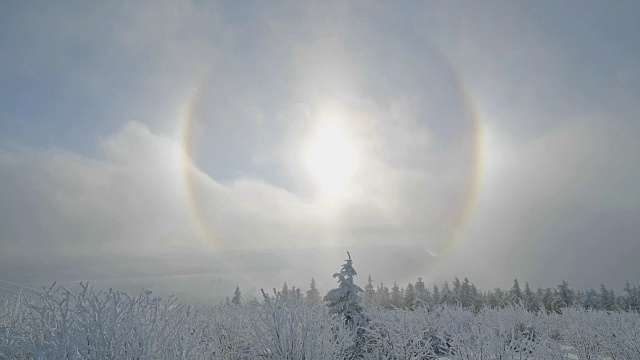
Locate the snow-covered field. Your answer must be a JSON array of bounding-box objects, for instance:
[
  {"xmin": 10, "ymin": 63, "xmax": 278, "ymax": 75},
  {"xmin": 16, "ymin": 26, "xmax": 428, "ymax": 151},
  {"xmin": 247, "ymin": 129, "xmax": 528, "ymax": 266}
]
[{"xmin": 1, "ymin": 284, "xmax": 638, "ymax": 359}]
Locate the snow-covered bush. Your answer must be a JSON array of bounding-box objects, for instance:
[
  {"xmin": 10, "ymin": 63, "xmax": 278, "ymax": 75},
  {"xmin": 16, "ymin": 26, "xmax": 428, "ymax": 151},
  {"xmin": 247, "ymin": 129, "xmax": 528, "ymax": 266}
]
[
  {"xmin": 1, "ymin": 281, "xmax": 638, "ymax": 360},
  {"xmin": 201, "ymin": 303, "xmax": 256, "ymax": 359},
  {"xmin": 0, "ymin": 283, "xmax": 210, "ymax": 359},
  {"xmin": 559, "ymin": 306, "xmax": 640, "ymax": 359},
  {"xmin": 249, "ymin": 289, "xmax": 354, "ymax": 359},
  {"xmin": 603, "ymin": 309, "xmax": 640, "ymax": 359},
  {"xmin": 0, "ymin": 292, "xmax": 32, "ymax": 359},
  {"xmin": 438, "ymin": 304, "xmax": 566, "ymax": 360},
  {"xmin": 556, "ymin": 307, "xmax": 610, "ymax": 359},
  {"xmin": 362, "ymin": 306, "xmax": 436, "ymax": 359}
]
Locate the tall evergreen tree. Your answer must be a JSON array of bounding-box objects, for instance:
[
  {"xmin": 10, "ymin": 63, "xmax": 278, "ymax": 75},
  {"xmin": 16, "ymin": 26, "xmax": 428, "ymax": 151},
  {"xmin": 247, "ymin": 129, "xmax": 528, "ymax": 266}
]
[
  {"xmin": 441, "ymin": 281, "xmax": 453, "ymax": 305},
  {"xmin": 281, "ymin": 282, "xmax": 290, "ymax": 299},
  {"xmin": 523, "ymin": 282, "xmax": 538, "ymax": 312},
  {"xmin": 583, "ymin": 288, "xmax": 599, "ymax": 309},
  {"xmin": 231, "ymin": 286, "xmax": 242, "ymax": 305},
  {"xmin": 493, "ymin": 288, "xmax": 508, "ymax": 308},
  {"xmin": 599, "ymin": 284, "xmax": 616, "ymax": 311},
  {"xmin": 535, "ymin": 287, "xmax": 545, "ymax": 310},
  {"xmin": 557, "ymin": 280, "xmax": 574, "ymax": 308},
  {"xmin": 363, "ymin": 275, "xmax": 376, "ymax": 307},
  {"xmin": 540, "ymin": 288, "xmax": 554, "ymax": 313},
  {"xmin": 509, "ymin": 279, "xmax": 523, "ymax": 304},
  {"xmin": 487, "ymin": 289, "xmax": 500, "ymax": 309},
  {"xmin": 470, "ymin": 283, "xmax": 482, "ymax": 311},
  {"xmin": 324, "ymin": 252, "xmax": 364, "ymax": 327},
  {"xmin": 415, "ymin": 277, "xmax": 430, "ymax": 308},
  {"xmin": 404, "ymin": 283, "xmax": 416, "ymax": 310},
  {"xmin": 623, "ymin": 281, "xmax": 640, "ymax": 310},
  {"xmin": 460, "ymin": 278, "xmax": 473, "ymax": 308},
  {"xmin": 452, "ymin": 277, "xmax": 462, "ymax": 303},
  {"xmin": 391, "ymin": 282, "xmax": 402, "ymax": 308},
  {"xmin": 306, "ymin": 277, "xmax": 321, "ymax": 304},
  {"xmin": 377, "ymin": 283, "xmax": 391, "ymax": 308},
  {"xmin": 432, "ymin": 285, "xmax": 441, "ymax": 305}
]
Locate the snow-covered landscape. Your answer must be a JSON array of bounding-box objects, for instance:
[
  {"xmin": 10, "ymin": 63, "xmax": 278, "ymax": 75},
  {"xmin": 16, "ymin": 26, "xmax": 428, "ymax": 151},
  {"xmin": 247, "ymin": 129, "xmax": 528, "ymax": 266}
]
[
  {"xmin": 2, "ymin": 255, "xmax": 639, "ymax": 359},
  {"xmin": 2, "ymin": 1, "xmax": 640, "ymax": 359}
]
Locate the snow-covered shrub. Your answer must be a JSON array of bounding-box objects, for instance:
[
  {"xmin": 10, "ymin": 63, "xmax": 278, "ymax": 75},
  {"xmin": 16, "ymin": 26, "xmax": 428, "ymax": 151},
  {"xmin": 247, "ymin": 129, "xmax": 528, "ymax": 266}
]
[
  {"xmin": 0, "ymin": 283, "xmax": 211, "ymax": 359},
  {"xmin": 436, "ymin": 305, "xmax": 485, "ymax": 359},
  {"xmin": 559, "ymin": 307, "xmax": 640, "ymax": 359},
  {"xmin": 603, "ymin": 309, "xmax": 640, "ymax": 359},
  {"xmin": 362, "ymin": 306, "xmax": 436, "ymax": 359},
  {"xmin": 438, "ymin": 304, "xmax": 566, "ymax": 360},
  {"xmin": 249, "ymin": 289, "xmax": 354, "ymax": 359},
  {"xmin": 3, "ymin": 281, "xmax": 638, "ymax": 360},
  {"xmin": 0, "ymin": 292, "xmax": 32, "ymax": 359},
  {"xmin": 202, "ymin": 303, "xmax": 256, "ymax": 359}
]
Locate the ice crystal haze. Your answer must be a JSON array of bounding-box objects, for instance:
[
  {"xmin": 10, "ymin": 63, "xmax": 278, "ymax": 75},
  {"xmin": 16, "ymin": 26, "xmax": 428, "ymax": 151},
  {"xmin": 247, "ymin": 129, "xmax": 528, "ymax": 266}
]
[{"xmin": 324, "ymin": 252, "xmax": 365, "ymax": 327}]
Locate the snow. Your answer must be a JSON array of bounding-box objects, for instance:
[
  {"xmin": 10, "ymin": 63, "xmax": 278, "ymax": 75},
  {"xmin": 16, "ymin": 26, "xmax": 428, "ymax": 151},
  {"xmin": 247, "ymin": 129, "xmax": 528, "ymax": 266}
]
[{"xmin": 2, "ymin": 283, "xmax": 638, "ymax": 359}]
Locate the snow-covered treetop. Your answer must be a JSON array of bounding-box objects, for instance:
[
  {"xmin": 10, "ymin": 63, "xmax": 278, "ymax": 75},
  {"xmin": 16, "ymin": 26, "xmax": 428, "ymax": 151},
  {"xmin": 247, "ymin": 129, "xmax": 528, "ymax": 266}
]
[{"xmin": 324, "ymin": 252, "xmax": 364, "ymax": 327}]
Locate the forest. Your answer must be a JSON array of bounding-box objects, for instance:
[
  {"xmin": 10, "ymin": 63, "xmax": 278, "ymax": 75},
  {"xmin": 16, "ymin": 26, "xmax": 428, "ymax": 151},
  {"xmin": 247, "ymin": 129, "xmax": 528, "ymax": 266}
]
[{"xmin": 1, "ymin": 254, "xmax": 639, "ymax": 359}]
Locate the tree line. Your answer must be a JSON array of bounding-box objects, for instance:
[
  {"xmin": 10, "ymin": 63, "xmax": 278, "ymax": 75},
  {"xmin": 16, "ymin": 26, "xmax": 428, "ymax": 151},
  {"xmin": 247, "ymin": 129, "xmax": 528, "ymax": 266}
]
[
  {"xmin": 3, "ymin": 253, "xmax": 639, "ymax": 359},
  {"xmin": 232, "ymin": 276, "xmax": 640, "ymax": 313}
]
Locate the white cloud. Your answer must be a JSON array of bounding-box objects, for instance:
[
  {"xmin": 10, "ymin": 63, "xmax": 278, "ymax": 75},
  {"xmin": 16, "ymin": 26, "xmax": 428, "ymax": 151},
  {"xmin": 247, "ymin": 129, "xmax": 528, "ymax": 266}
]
[
  {"xmin": 432, "ymin": 115, "xmax": 640, "ymax": 290},
  {"xmin": 2, "ymin": 1, "xmax": 639, "ymax": 297},
  {"xmin": 0, "ymin": 113, "xmax": 475, "ymax": 293}
]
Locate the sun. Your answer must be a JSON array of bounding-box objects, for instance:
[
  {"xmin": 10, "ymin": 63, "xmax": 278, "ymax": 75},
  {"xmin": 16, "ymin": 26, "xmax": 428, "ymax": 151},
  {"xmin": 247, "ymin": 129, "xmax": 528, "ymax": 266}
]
[{"xmin": 303, "ymin": 122, "xmax": 359, "ymax": 199}]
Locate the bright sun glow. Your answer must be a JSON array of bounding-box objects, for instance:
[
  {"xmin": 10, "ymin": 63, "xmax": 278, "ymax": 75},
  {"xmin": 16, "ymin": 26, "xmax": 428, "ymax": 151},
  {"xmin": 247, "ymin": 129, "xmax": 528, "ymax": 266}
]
[{"xmin": 303, "ymin": 122, "xmax": 359, "ymax": 199}]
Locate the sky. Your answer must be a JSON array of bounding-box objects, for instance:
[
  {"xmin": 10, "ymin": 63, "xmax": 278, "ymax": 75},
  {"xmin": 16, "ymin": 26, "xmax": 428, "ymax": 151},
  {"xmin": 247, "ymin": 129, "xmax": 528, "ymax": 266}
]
[{"xmin": 1, "ymin": 1, "xmax": 639, "ymax": 301}]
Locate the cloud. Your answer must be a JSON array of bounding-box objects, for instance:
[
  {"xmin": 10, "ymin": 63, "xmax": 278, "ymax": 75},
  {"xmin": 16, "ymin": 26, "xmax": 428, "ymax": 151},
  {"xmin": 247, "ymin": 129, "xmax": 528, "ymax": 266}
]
[
  {"xmin": 0, "ymin": 110, "xmax": 477, "ymax": 295},
  {"xmin": 431, "ymin": 116, "xmax": 640, "ymax": 290},
  {"xmin": 2, "ymin": 1, "xmax": 639, "ymax": 298},
  {"xmin": 0, "ymin": 121, "xmax": 323, "ymax": 297}
]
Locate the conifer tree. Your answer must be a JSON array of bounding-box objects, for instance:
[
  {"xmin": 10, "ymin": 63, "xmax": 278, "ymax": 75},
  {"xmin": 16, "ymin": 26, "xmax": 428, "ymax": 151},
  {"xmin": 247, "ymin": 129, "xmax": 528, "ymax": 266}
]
[
  {"xmin": 557, "ymin": 280, "xmax": 574, "ymax": 308},
  {"xmin": 391, "ymin": 282, "xmax": 402, "ymax": 308},
  {"xmin": 599, "ymin": 284, "xmax": 615, "ymax": 310},
  {"xmin": 306, "ymin": 277, "xmax": 321, "ymax": 304},
  {"xmin": 470, "ymin": 283, "xmax": 481, "ymax": 311},
  {"xmin": 432, "ymin": 285, "xmax": 441, "ymax": 305},
  {"xmin": 623, "ymin": 281, "xmax": 640, "ymax": 310},
  {"xmin": 460, "ymin": 278, "xmax": 473, "ymax": 308},
  {"xmin": 324, "ymin": 252, "xmax": 364, "ymax": 327},
  {"xmin": 582, "ymin": 288, "xmax": 597, "ymax": 309},
  {"xmin": 441, "ymin": 281, "xmax": 453, "ymax": 305},
  {"xmin": 281, "ymin": 282, "xmax": 290, "ymax": 299},
  {"xmin": 377, "ymin": 283, "xmax": 391, "ymax": 308},
  {"xmin": 452, "ymin": 277, "xmax": 462, "ymax": 303},
  {"xmin": 509, "ymin": 279, "xmax": 523, "ymax": 304},
  {"xmin": 523, "ymin": 282, "xmax": 538, "ymax": 312},
  {"xmin": 493, "ymin": 287, "xmax": 508, "ymax": 308},
  {"xmin": 535, "ymin": 287, "xmax": 545, "ymax": 310},
  {"xmin": 404, "ymin": 283, "xmax": 416, "ymax": 310},
  {"xmin": 487, "ymin": 289, "xmax": 500, "ymax": 309},
  {"xmin": 414, "ymin": 277, "xmax": 429, "ymax": 307},
  {"xmin": 363, "ymin": 275, "xmax": 376, "ymax": 307},
  {"xmin": 542, "ymin": 288, "xmax": 554, "ymax": 313},
  {"xmin": 231, "ymin": 286, "xmax": 242, "ymax": 305}
]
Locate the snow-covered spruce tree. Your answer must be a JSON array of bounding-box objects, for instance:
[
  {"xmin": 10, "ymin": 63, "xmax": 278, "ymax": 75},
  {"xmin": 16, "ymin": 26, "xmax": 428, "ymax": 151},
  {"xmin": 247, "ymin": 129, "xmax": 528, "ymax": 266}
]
[
  {"xmin": 231, "ymin": 285, "xmax": 242, "ymax": 305},
  {"xmin": 324, "ymin": 252, "xmax": 365, "ymax": 328},
  {"xmin": 306, "ymin": 277, "xmax": 322, "ymax": 304},
  {"xmin": 363, "ymin": 275, "xmax": 375, "ymax": 307}
]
